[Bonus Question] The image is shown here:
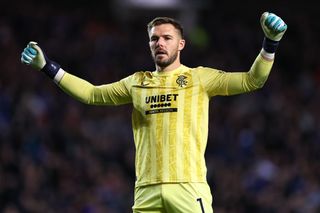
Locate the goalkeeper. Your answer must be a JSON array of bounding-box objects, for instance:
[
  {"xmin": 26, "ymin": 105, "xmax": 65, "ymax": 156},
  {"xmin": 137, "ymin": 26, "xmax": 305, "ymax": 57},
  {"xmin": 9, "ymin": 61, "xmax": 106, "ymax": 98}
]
[{"xmin": 21, "ymin": 12, "xmax": 287, "ymax": 213}]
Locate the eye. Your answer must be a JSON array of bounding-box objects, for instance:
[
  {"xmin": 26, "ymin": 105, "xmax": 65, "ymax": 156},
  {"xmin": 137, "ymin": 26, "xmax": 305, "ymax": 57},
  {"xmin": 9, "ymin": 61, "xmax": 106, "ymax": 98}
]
[{"xmin": 150, "ymin": 36, "xmax": 158, "ymax": 42}]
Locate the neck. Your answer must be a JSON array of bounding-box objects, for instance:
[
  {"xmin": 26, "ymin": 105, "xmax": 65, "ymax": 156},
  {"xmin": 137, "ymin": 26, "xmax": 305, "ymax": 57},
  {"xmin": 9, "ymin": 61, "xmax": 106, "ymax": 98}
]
[{"xmin": 156, "ymin": 60, "xmax": 181, "ymax": 72}]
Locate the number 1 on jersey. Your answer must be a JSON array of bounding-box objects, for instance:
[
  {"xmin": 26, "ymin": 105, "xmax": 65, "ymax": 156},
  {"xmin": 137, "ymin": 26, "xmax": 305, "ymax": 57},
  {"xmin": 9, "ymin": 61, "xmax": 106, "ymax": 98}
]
[{"xmin": 197, "ymin": 198, "xmax": 205, "ymax": 213}]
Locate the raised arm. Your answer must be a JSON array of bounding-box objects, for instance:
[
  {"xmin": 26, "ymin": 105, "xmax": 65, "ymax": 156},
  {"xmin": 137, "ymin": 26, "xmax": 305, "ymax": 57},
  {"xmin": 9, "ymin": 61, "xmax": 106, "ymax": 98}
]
[
  {"xmin": 201, "ymin": 12, "xmax": 287, "ymax": 96},
  {"xmin": 21, "ymin": 42, "xmax": 132, "ymax": 105}
]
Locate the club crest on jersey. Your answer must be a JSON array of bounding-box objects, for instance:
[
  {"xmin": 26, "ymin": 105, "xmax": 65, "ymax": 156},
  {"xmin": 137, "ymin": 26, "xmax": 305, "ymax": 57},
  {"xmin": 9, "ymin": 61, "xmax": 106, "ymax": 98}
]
[{"xmin": 176, "ymin": 75, "xmax": 187, "ymax": 87}]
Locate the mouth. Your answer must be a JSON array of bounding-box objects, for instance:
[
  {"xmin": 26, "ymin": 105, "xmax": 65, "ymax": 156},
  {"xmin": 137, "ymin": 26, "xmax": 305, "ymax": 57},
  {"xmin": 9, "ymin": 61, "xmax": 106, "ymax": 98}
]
[{"xmin": 155, "ymin": 49, "xmax": 167, "ymax": 56}]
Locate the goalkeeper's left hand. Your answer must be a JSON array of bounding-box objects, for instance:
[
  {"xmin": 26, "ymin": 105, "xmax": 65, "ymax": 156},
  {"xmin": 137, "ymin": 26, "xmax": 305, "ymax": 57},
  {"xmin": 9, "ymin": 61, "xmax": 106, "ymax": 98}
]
[
  {"xmin": 259, "ymin": 12, "xmax": 287, "ymax": 59},
  {"xmin": 260, "ymin": 12, "xmax": 287, "ymax": 42}
]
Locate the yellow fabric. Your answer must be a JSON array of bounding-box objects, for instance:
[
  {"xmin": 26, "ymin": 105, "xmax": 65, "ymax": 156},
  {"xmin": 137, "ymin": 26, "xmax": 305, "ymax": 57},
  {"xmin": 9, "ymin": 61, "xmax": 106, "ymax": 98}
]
[
  {"xmin": 132, "ymin": 183, "xmax": 213, "ymax": 213},
  {"xmin": 58, "ymin": 54, "xmax": 273, "ymax": 187}
]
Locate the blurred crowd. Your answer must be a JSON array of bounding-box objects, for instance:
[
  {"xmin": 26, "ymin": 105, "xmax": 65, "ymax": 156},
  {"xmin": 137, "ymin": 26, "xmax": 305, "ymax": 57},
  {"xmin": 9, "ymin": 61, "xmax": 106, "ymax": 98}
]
[{"xmin": 1, "ymin": 1, "xmax": 320, "ymax": 212}]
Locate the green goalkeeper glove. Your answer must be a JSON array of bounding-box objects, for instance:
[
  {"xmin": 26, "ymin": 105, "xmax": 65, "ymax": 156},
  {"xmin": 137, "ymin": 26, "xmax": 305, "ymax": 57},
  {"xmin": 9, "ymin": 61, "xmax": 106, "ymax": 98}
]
[
  {"xmin": 260, "ymin": 12, "xmax": 287, "ymax": 42},
  {"xmin": 260, "ymin": 12, "xmax": 287, "ymax": 54},
  {"xmin": 21, "ymin": 41, "xmax": 61, "ymax": 79}
]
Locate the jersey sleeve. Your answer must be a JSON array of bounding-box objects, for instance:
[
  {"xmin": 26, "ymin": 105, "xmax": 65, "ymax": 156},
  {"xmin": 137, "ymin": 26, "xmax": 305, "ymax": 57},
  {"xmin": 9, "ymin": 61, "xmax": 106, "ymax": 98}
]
[
  {"xmin": 58, "ymin": 72, "xmax": 133, "ymax": 105},
  {"xmin": 198, "ymin": 54, "xmax": 274, "ymax": 97}
]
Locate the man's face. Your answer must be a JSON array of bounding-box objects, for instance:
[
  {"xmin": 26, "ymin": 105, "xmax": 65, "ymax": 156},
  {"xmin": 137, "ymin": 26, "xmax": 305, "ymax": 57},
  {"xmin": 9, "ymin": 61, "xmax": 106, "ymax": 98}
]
[{"xmin": 149, "ymin": 24, "xmax": 185, "ymax": 68}]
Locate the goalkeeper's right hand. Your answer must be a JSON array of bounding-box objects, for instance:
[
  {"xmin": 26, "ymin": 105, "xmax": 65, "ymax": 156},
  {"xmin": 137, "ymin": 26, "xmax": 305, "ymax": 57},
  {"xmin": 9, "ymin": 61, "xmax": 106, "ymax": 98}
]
[
  {"xmin": 21, "ymin": 41, "xmax": 61, "ymax": 79},
  {"xmin": 21, "ymin": 41, "xmax": 46, "ymax": 70}
]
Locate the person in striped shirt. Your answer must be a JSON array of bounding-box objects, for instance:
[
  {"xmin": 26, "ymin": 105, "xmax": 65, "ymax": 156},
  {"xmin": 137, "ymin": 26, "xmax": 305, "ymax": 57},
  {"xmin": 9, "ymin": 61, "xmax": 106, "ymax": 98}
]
[{"xmin": 21, "ymin": 12, "xmax": 287, "ymax": 213}]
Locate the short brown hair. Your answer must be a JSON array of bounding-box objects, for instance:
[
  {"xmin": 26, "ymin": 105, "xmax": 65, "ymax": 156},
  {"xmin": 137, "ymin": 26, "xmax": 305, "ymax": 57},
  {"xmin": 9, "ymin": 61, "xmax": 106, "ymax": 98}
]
[{"xmin": 147, "ymin": 17, "xmax": 184, "ymax": 38}]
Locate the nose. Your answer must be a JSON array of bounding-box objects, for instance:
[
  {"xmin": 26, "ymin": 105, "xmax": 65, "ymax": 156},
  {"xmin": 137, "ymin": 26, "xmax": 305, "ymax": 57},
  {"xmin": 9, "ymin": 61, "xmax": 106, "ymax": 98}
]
[{"xmin": 156, "ymin": 37, "xmax": 165, "ymax": 47}]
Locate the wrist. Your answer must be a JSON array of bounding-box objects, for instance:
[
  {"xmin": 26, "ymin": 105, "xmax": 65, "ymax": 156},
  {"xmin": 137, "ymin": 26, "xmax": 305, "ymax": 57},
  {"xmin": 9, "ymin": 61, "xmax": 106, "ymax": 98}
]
[
  {"xmin": 262, "ymin": 37, "xmax": 279, "ymax": 53},
  {"xmin": 41, "ymin": 59, "xmax": 61, "ymax": 79}
]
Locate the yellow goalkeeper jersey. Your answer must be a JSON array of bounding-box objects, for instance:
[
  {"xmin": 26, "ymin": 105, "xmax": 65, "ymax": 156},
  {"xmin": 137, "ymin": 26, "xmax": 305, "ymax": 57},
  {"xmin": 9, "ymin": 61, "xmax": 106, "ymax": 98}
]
[{"xmin": 58, "ymin": 54, "xmax": 273, "ymax": 186}]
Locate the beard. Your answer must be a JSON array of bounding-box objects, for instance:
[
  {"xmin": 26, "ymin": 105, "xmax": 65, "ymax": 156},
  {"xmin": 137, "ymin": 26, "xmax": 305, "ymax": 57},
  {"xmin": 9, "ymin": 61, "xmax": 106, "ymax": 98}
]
[{"xmin": 152, "ymin": 51, "xmax": 178, "ymax": 69}]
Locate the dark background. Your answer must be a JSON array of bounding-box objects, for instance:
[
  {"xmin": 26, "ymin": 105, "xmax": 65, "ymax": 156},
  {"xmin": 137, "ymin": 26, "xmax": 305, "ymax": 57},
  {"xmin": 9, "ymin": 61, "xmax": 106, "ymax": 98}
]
[{"xmin": 1, "ymin": 0, "xmax": 320, "ymax": 212}]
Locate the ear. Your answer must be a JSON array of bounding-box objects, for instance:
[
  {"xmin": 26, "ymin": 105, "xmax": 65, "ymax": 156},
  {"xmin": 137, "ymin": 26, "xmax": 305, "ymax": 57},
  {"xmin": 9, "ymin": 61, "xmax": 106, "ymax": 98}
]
[{"xmin": 178, "ymin": 39, "xmax": 185, "ymax": 51}]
